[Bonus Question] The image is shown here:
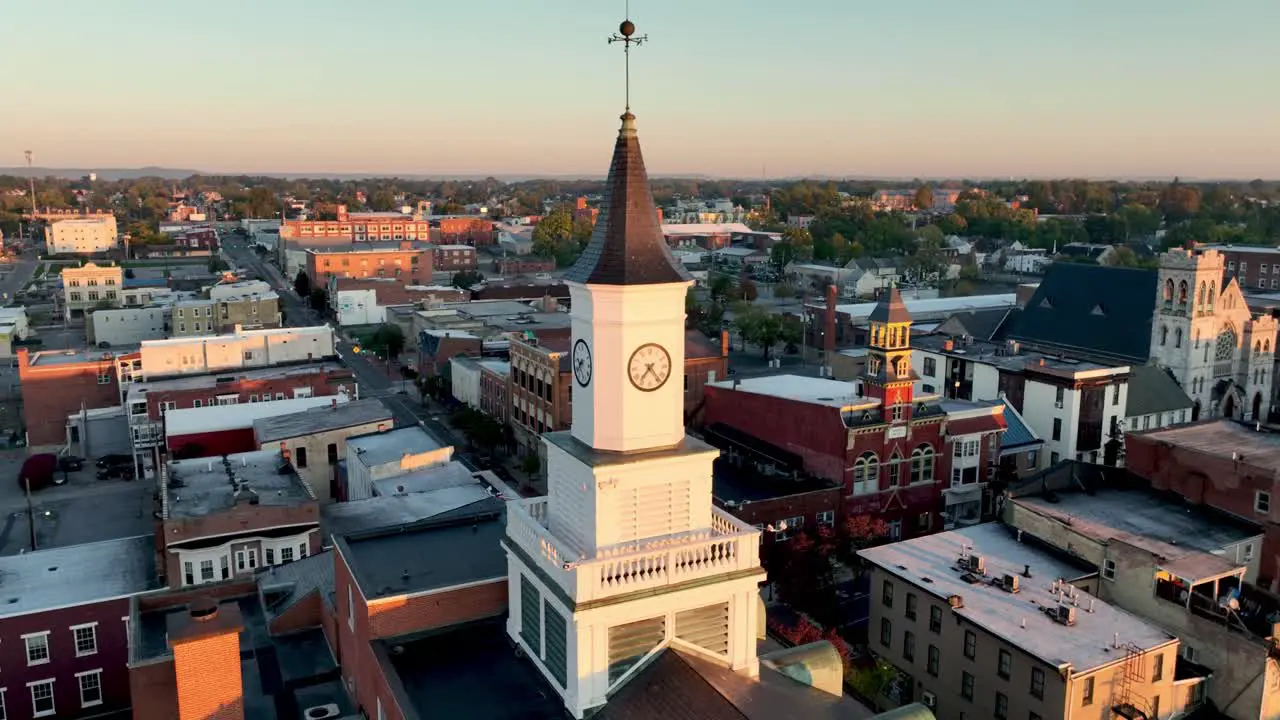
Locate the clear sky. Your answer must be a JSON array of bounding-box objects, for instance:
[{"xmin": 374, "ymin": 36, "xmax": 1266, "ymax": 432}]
[{"xmin": 1, "ymin": 0, "xmax": 1276, "ymax": 179}]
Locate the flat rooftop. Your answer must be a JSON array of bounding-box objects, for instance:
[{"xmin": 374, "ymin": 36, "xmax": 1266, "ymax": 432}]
[
  {"xmin": 371, "ymin": 461, "xmax": 475, "ymax": 497},
  {"xmin": 167, "ymin": 393, "xmax": 352, "ymax": 436},
  {"xmin": 831, "ymin": 292, "xmax": 1018, "ymax": 320},
  {"xmin": 128, "ymin": 361, "xmax": 347, "ymax": 399},
  {"xmin": 140, "ymin": 324, "xmax": 331, "ymax": 348},
  {"xmin": 26, "ymin": 348, "xmax": 123, "ymax": 366},
  {"xmin": 253, "ymin": 397, "xmax": 393, "ymax": 444},
  {"xmin": 338, "ymin": 505, "xmax": 506, "ymax": 599},
  {"xmin": 1012, "ymin": 488, "xmax": 1261, "ymax": 582},
  {"xmin": 0, "ymin": 535, "xmax": 160, "ymax": 619},
  {"xmin": 860, "ymin": 524, "xmax": 1177, "ymax": 672},
  {"xmin": 707, "ymin": 374, "xmax": 878, "ymax": 410},
  {"xmin": 1135, "ymin": 420, "xmax": 1280, "ymax": 473},
  {"xmin": 449, "ymin": 300, "xmax": 539, "ymax": 318},
  {"xmin": 166, "ymin": 449, "xmax": 315, "ymax": 519},
  {"xmin": 348, "ymin": 426, "xmax": 445, "ymax": 469},
  {"xmin": 321, "ymin": 485, "xmax": 500, "ymax": 540},
  {"xmin": 912, "ymin": 334, "xmax": 1121, "ymax": 375},
  {"xmin": 712, "ymin": 458, "xmax": 839, "ymax": 505}
]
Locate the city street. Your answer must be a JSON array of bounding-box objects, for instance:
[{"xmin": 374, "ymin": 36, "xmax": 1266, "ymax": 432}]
[{"xmin": 0, "ymin": 258, "xmax": 36, "ymax": 302}]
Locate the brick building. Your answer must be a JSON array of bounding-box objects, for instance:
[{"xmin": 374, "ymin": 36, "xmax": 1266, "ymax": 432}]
[
  {"xmin": 18, "ymin": 347, "xmax": 123, "ymax": 449},
  {"xmin": 279, "ymin": 202, "xmax": 432, "ymax": 241},
  {"xmin": 493, "ymin": 256, "xmax": 556, "ymax": 276},
  {"xmin": 417, "ymin": 329, "xmax": 482, "ymax": 376},
  {"xmin": 684, "ymin": 329, "xmax": 730, "ymax": 425},
  {"xmin": 305, "ymin": 243, "xmax": 434, "ymax": 286},
  {"xmin": 253, "ymin": 398, "xmax": 395, "ymax": 503},
  {"xmin": 432, "ymin": 244, "xmax": 478, "ymax": 271},
  {"xmin": 0, "ymin": 536, "xmax": 159, "ymax": 720},
  {"xmin": 160, "ymin": 449, "xmax": 321, "ymax": 589},
  {"xmin": 478, "ymin": 359, "xmax": 509, "ymax": 423},
  {"xmin": 704, "ymin": 289, "xmax": 1008, "ymax": 538},
  {"xmin": 436, "ymin": 216, "xmax": 494, "ymax": 245},
  {"xmin": 1198, "ymin": 243, "xmax": 1280, "ymax": 293},
  {"xmin": 1125, "ymin": 419, "xmax": 1280, "ymax": 591},
  {"xmin": 471, "ymin": 280, "xmax": 570, "ymax": 303}
]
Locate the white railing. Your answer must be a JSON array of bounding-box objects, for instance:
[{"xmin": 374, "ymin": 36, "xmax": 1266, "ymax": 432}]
[{"xmin": 506, "ymin": 499, "xmax": 761, "ymax": 603}]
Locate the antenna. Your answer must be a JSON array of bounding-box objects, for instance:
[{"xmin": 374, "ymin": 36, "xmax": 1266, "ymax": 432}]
[{"xmin": 608, "ymin": 7, "xmax": 648, "ymax": 113}]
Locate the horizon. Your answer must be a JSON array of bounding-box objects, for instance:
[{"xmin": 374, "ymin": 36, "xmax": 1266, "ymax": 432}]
[{"xmin": 1, "ymin": 0, "xmax": 1277, "ymax": 178}]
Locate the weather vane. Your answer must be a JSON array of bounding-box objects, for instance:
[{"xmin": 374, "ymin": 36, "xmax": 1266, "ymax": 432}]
[{"xmin": 608, "ymin": 8, "xmax": 648, "ymax": 113}]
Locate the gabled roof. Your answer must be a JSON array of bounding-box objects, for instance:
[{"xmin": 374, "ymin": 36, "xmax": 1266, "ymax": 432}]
[
  {"xmin": 998, "ymin": 399, "xmax": 1042, "ymax": 456},
  {"xmin": 563, "ymin": 113, "xmax": 692, "ymax": 286},
  {"xmin": 1005, "ymin": 263, "xmax": 1156, "ymax": 363},
  {"xmin": 868, "ymin": 287, "xmax": 912, "ymax": 324},
  {"xmin": 934, "ymin": 308, "xmax": 1012, "ymax": 341},
  {"xmin": 1126, "ymin": 364, "xmax": 1194, "ymax": 418}
]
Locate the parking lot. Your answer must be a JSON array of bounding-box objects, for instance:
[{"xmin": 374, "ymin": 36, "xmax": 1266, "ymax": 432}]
[{"xmin": 0, "ymin": 452, "xmax": 155, "ymax": 556}]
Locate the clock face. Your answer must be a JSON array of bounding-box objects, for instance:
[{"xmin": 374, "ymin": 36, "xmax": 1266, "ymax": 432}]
[
  {"xmin": 628, "ymin": 343, "xmax": 672, "ymax": 392},
  {"xmin": 572, "ymin": 339, "xmax": 593, "ymax": 387}
]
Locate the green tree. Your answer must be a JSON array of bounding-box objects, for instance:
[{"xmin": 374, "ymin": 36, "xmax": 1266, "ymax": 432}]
[
  {"xmin": 709, "ymin": 274, "xmax": 734, "ymax": 302},
  {"xmin": 753, "ymin": 313, "xmax": 784, "ymax": 359},
  {"xmin": 770, "ymin": 242, "xmax": 797, "ymax": 269},
  {"xmin": 914, "ymin": 185, "xmax": 934, "ymax": 211},
  {"xmin": 245, "ymin": 187, "xmax": 278, "ymax": 218},
  {"xmin": 1104, "ymin": 245, "xmax": 1140, "ymax": 267},
  {"xmin": 531, "ymin": 209, "xmax": 573, "ymax": 257},
  {"xmin": 451, "ymin": 270, "xmax": 485, "ymax": 288},
  {"xmin": 207, "ymin": 256, "xmax": 229, "ymax": 273},
  {"xmin": 370, "ymin": 323, "xmax": 406, "ymax": 358},
  {"xmin": 308, "ymin": 287, "xmax": 328, "ymax": 312},
  {"xmin": 369, "ymin": 190, "xmax": 397, "ymax": 212},
  {"xmin": 293, "ymin": 269, "xmax": 311, "ymax": 297}
]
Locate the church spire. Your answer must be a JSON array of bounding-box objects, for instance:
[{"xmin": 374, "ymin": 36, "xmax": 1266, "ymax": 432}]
[{"xmin": 562, "ymin": 20, "xmax": 690, "ymax": 287}]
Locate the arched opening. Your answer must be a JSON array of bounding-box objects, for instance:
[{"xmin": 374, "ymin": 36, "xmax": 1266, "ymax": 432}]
[
  {"xmin": 1224, "ymin": 394, "xmax": 1237, "ymax": 419},
  {"xmin": 1192, "ymin": 399, "xmax": 1202, "ymax": 421},
  {"xmin": 1164, "ymin": 279, "xmax": 1175, "ymax": 305},
  {"xmin": 1175, "ymin": 328, "xmax": 1183, "ymax": 348},
  {"xmin": 852, "ymin": 452, "xmax": 879, "ymax": 495},
  {"xmin": 911, "ymin": 445, "xmax": 935, "ymax": 484},
  {"xmin": 1267, "ymin": 340, "xmax": 1272, "ymax": 353},
  {"xmin": 1178, "ymin": 281, "xmax": 1189, "ymax": 307},
  {"xmin": 1253, "ymin": 393, "xmax": 1263, "ymax": 421},
  {"xmin": 1198, "ymin": 281, "xmax": 1206, "ymax": 307},
  {"xmin": 1161, "ymin": 326, "xmax": 1168, "ymax": 345},
  {"xmin": 1208, "ymin": 282, "xmax": 1216, "ymax": 310}
]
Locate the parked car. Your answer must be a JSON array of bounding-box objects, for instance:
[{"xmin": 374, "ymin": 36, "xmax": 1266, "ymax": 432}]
[
  {"xmin": 96, "ymin": 465, "xmax": 136, "ymax": 481},
  {"xmin": 18, "ymin": 454, "xmax": 61, "ymax": 491},
  {"xmin": 58, "ymin": 455, "xmax": 84, "ymax": 472},
  {"xmin": 95, "ymin": 454, "xmax": 133, "ymax": 469}
]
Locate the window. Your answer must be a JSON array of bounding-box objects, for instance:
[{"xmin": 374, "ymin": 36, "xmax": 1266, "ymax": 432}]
[
  {"xmin": 882, "ymin": 580, "xmax": 894, "ymax": 607},
  {"xmin": 281, "ymin": 546, "xmax": 295, "ymax": 563},
  {"xmin": 816, "ymin": 510, "xmax": 835, "ymax": 526},
  {"xmin": 852, "ymin": 453, "xmax": 879, "ymax": 495},
  {"xmin": 77, "ymin": 670, "xmax": 102, "ymax": 708},
  {"xmin": 1152, "ymin": 653, "xmax": 1163, "ymax": 682},
  {"xmin": 24, "ymin": 633, "xmax": 50, "ymax": 665},
  {"xmin": 296, "ymin": 447, "xmax": 308, "ymax": 468},
  {"xmin": 1054, "ymin": 386, "xmax": 1065, "ymax": 407},
  {"xmin": 929, "ymin": 605, "xmax": 942, "ymax": 633},
  {"xmin": 880, "ymin": 618, "xmax": 892, "ymax": 647},
  {"xmin": 775, "ymin": 516, "xmax": 803, "ymax": 541},
  {"xmin": 961, "ymin": 671, "xmax": 974, "ymax": 700},
  {"xmin": 1257, "ymin": 491, "xmax": 1271, "ymax": 514},
  {"xmin": 328, "ymin": 443, "xmax": 339, "ymax": 464},
  {"xmin": 199, "ymin": 559, "xmax": 215, "ymax": 581},
  {"xmin": 347, "ymin": 585, "xmax": 355, "ymax": 630},
  {"xmin": 72, "ymin": 623, "xmax": 98, "ymax": 656},
  {"xmin": 87, "ymin": 291, "xmax": 99, "ymax": 301},
  {"xmin": 70, "ymin": 292, "xmax": 81, "ymax": 301},
  {"xmin": 266, "ymin": 548, "xmax": 275, "ymax": 565},
  {"xmin": 1244, "ymin": 543, "xmax": 1256, "ymax": 562},
  {"xmin": 1051, "ymin": 418, "xmax": 1062, "ymax": 441},
  {"xmin": 1050, "ymin": 451, "xmax": 1060, "ymax": 465},
  {"xmin": 903, "ymin": 630, "xmax": 916, "ymax": 661},
  {"xmin": 998, "ymin": 649, "xmax": 1011, "ymax": 679},
  {"xmin": 927, "ymin": 644, "xmax": 940, "ymax": 676},
  {"xmin": 923, "ymin": 357, "xmax": 937, "ymax": 376},
  {"xmin": 1151, "ymin": 695, "xmax": 1161, "ymax": 719},
  {"xmin": 1102, "ymin": 559, "xmax": 1117, "ymax": 580},
  {"xmin": 911, "ymin": 445, "xmax": 935, "ymax": 484},
  {"xmin": 184, "ymin": 561, "xmax": 194, "ymax": 586},
  {"xmin": 235, "ymin": 549, "xmax": 258, "ymax": 573},
  {"xmin": 29, "ymin": 680, "xmax": 54, "ymax": 718},
  {"xmin": 1031, "ymin": 667, "xmax": 1045, "ymax": 699},
  {"xmin": 917, "ymin": 512, "xmax": 931, "ymax": 532},
  {"xmin": 995, "ymin": 692, "xmax": 1008, "ymax": 720},
  {"xmin": 888, "ymin": 519, "xmax": 902, "ymax": 540},
  {"xmin": 905, "ymin": 593, "xmax": 918, "ymax": 620},
  {"xmin": 963, "ymin": 630, "xmax": 976, "ymax": 659}
]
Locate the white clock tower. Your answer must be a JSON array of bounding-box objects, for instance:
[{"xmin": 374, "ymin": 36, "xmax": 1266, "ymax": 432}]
[{"xmin": 502, "ymin": 27, "xmax": 764, "ymax": 718}]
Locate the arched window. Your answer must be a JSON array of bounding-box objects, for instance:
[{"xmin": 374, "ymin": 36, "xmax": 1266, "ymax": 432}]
[
  {"xmin": 1175, "ymin": 328, "xmax": 1183, "ymax": 348},
  {"xmin": 1198, "ymin": 281, "xmax": 1206, "ymax": 307},
  {"xmin": 852, "ymin": 452, "xmax": 879, "ymax": 495},
  {"xmin": 1163, "ymin": 279, "xmax": 1175, "ymax": 304},
  {"xmin": 1208, "ymin": 282, "xmax": 1216, "ymax": 309},
  {"xmin": 887, "ymin": 450, "xmax": 903, "ymax": 487},
  {"xmin": 911, "ymin": 445, "xmax": 935, "ymax": 484},
  {"xmin": 1266, "ymin": 340, "xmax": 1272, "ymax": 353},
  {"xmin": 1256, "ymin": 341, "xmax": 1262, "ymax": 354},
  {"xmin": 1160, "ymin": 326, "xmax": 1168, "ymax": 345},
  {"xmin": 1216, "ymin": 327, "xmax": 1237, "ymax": 361},
  {"xmin": 1178, "ymin": 281, "xmax": 1189, "ymax": 307}
]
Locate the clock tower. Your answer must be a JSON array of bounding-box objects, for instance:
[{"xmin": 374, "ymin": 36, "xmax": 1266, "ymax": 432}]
[
  {"xmin": 862, "ymin": 287, "xmax": 917, "ymax": 424},
  {"xmin": 502, "ymin": 21, "xmax": 765, "ymax": 718}
]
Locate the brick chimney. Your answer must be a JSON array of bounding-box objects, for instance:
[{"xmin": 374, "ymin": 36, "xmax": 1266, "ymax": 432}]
[
  {"xmin": 720, "ymin": 329, "xmax": 730, "ymax": 358},
  {"xmin": 824, "ymin": 284, "xmax": 838, "ymax": 358},
  {"xmin": 168, "ymin": 599, "xmax": 244, "ymax": 720},
  {"xmin": 576, "ymin": 196, "xmax": 588, "ymax": 210}
]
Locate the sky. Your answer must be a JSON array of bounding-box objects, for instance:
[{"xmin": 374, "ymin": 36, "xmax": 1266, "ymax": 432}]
[{"xmin": 1, "ymin": 0, "xmax": 1277, "ymax": 179}]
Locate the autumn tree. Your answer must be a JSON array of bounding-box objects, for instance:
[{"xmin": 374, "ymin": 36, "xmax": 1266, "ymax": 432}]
[{"xmin": 914, "ymin": 185, "xmax": 934, "ymax": 211}]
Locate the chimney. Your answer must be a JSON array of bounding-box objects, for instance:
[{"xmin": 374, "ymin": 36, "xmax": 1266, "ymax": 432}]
[
  {"xmin": 943, "ymin": 338, "xmax": 955, "ymax": 352},
  {"xmin": 720, "ymin": 329, "xmax": 730, "ymax": 358},
  {"xmin": 576, "ymin": 196, "xmax": 587, "ymax": 210},
  {"xmin": 824, "ymin": 284, "xmax": 838, "ymax": 358},
  {"xmin": 168, "ymin": 599, "xmax": 244, "ymax": 720}
]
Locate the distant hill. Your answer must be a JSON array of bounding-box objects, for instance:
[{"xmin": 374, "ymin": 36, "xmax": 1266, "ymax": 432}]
[{"xmin": 0, "ymin": 167, "xmax": 202, "ymax": 181}]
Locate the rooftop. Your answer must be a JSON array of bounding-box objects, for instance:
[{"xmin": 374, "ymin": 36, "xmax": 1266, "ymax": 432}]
[
  {"xmin": 860, "ymin": 523, "xmax": 1177, "ymax": 671},
  {"xmin": 166, "ymin": 393, "xmax": 352, "ymax": 437},
  {"xmin": 1126, "ymin": 364, "xmax": 1194, "ymax": 418},
  {"xmin": 708, "ymin": 374, "xmax": 877, "ymax": 410},
  {"xmin": 139, "ymin": 323, "xmax": 332, "ymax": 348},
  {"xmin": 127, "ymin": 361, "xmax": 347, "ymax": 399},
  {"xmin": 1135, "ymin": 419, "xmax": 1280, "ymax": 473},
  {"xmin": 321, "ymin": 484, "xmax": 500, "ymax": 540},
  {"xmin": 912, "ymin": 334, "xmax": 1123, "ymax": 376},
  {"xmin": 253, "ymin": 397, "xmax": 393, "ymax": 444},
  {"xmin": 25, "ymin": 348, "xmax": 123, "ymax": 366},
  {"xmin": 833, "ymin": 293, "xmax": 1018, "ymax": 321},
  {"xmin": 0, "ymin": 535, "xmax": 160, "ymax": 619},
  {"xmin": 371, "ymin": 460, "xmax": 476, "ymax": 497},
  {"xmin": 338, "ymin": 505, "xmax": 506, "ymax": 599},
  {"xmin": 448, "ymin": 300, "xmax": 540, "ymax": 318},
  {"xmin": 712, "ymin": 458, "xmax": 840, "ymax": 506},
  {"xmin": 348, "ymin": 426, "xmax": 446, "ymax": 469},
  {"xmin": 166, "ymin": 449, "xmax": 315, "ymax": 519},
  {"xmin": 999, "ymin": 400, "xmax": 1042, "ymax": 455},
  {"xmin": 661, "ymin": 222, "xmax": 755, "ymax": 236}
]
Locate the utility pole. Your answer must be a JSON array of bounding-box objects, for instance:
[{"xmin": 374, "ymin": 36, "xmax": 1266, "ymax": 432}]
[{"xmin": 24, "ymin": 476, "xmax": 37, "ymax": 551}]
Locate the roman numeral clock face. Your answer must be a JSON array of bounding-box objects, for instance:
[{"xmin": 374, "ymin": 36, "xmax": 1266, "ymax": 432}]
[
  {"xmin": 628, "ymin": 343, "xmax": 671, "ymax": 392},
  {"xmin": 572, "ymin": 339, "xmax": 592, "ymax": 387}
]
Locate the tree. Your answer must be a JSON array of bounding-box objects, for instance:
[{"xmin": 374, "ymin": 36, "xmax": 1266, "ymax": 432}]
[
  {"xmin": 308, "ymin": 287, "xmax": 328, "ymax": 312},
  {"xmin": 293, "ymin": 269, "xmax": 311, "ymax": 297},
  {"xmin": 1104, "ymin": 245, "xmax": 1140, "ymax": 267},
  {"xmin": 370, "ymin": 323, "xmax": 406, "ymax": 358},
  {"xmin": 753, "ymin": 313, "xmax": 785, "ymax": 359},
  {"xmin": 914, "ymin": 185, "xmax": 934, "ymax": 211},
  {"xmin": 770, "ymin": 242, "xmax": 797, "ymax": 269},
  {"xmin": 738, "ymin": 279, "xmax": 759, "ymax": 302},
  {"xmin": 245, "ymin": 187, "xmax": 278, "ymax": 218},
  {"xmin": 709, "ymin": 274, "xmax": 734, "ymax": 302},
  {"xmin": 531, "ymin": 209, "xmax": 577, "ymax": 265},
  {"xmin": 451, "ymin": 270, "xmax": 484, "ymax": 288},
  {"xmin": 780, "ymin": 315, "xmax": 803, "ymax": 353},
  {"xmin": 207, "ymin": 256, "xmax": 229, "ymax": 273},
  {"xmin": 838, "ymin": 514, "xmax": 890, "ymax": 568}
]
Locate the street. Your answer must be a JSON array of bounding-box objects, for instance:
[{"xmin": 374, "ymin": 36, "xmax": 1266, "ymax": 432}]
[{"xmin": 0, "ymin": 258, "xmax": 36, "ymax": 303}]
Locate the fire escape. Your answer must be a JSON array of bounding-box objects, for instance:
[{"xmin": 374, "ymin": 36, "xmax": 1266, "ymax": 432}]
[{"xmin": 1112, "ymin": 643, "xmax": 1150, "ymax": 720}]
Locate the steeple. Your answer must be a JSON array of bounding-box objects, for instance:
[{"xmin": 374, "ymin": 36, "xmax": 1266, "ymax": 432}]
[
  {"xmin": 562, "ymin": 113, "xmax": 691, "ymax": 286},
  {"xmin": 863, "ymin": 286, "xmax": 916, "ymax": 421}
]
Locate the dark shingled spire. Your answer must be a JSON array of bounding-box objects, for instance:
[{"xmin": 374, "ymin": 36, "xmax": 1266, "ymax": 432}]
[
  {"xmin": 563, "ymin": 113, "xmax": 692, "ymax": 286},
  {"xmin": 869, "ymin": 286, "xmax": 912, "ymax": 324}
]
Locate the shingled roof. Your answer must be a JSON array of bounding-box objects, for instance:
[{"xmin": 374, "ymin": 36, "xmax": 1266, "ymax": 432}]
[
  {"xmin": 563, "ymin": 112, "xmax": 692, "ymax": 286},
  {"xmin": 1005, "ymin": 262, "xmax": 1156, "ymax": 363},
  {"xmin": 868, "ymin": 287, "xmax": 912, "ymax": 324}
]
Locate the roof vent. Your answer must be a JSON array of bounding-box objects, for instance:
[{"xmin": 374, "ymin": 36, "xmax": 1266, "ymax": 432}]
[
  {"xmin": 1046, "ymin": 604, "xmax": 1077, "ymax": 626},
  {"xmin": 303, "ymin": 704, "xmax": 342, "ymax": 720},
  {"xmin": 947, "ymin": 594, "xmax": 964, "ymax": 609},
  {"xmin": 964, "ymin": 554, "xmax": 986, "ymax": 575},
  {"xmin": 998, "ymin": 574, "xmax": 1020, "ymax": 593},
  {"xmin": 189, "ymin": 598, "xmax": 219, "ymax": 622}
]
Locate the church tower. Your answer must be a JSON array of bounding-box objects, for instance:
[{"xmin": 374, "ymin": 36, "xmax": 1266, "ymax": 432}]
[
  {"xmin": 861, "ymin": 287, "xmax": 917, "ymax": 423},
  {"xmin": 503, "ymin": 22, "xmax": 764, "ymax": 718}
]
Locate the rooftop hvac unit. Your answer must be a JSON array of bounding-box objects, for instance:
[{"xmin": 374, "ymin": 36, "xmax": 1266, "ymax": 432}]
[
  {"xmin": 1001, "ymin": 574, "xmax": 1020, "ymax": 593},
  {"xmin": 303, "ymin": 705, "xmax": 341, "ymax": 720},
  {"xmin": 1056, "ymin": 604, "xmax": 1077, "ymax": 626},
  {"xmin": 967, "ymin": 554, "xmax": 986, "ymax": 574}
]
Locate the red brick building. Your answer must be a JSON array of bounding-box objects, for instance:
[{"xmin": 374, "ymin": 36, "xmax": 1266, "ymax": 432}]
[
  {"xmin": 281, "ymin": 203, "xmax": 432, "ymax": 242},
  {"xmin": 330, "ymin": 277, "xmax": 469, "ymax": 308},
  {"xmin": 418, "ymin": 329, "xmax": 482, "ymax": 377},
  {"xmin": 436, "ymin": 217, "xmax": 494, "ymax": 246},
  {"xmin": 127, "ymin": 363, "xmax": 354, "ymax": 421},
  {"xmin": 305, "ymin": 243, "xmax": 434, "ymax": 286},
  {"xmin": 0, "ymin": 536, "xmax": 159, "ymax": 720},
  {"xmin": 479, "ymin": 360, "xmax": 509, "ymax": 423},
  {"xmin": 703, "ymin": 289, "xmax": 1007, "ymax": 538},
  {"xmin": 493, "ymin": 256, "xmax": 556, "ymax": 276},
  {"xmin": 1198, "ymin": 244, "xmax": 1280, "ymax": 293},
  {"xmin": 18, "ymin": 347, "xmax": 124, "ymax": 449},
  {"xmin": 1125, "ymin": 419, "xmax": 1280, "ymax": 589},
  {"xmin": 471, "ymin": 280, "xmax": 570, "ymax": 303},
  {"xmin": 684, "ymin": 329, "xmax": 730, "ymax": 425},
  {"xmin": 573, "ymin": 196, "xmax": 600, "ymax": 226},
  {"xmin": 433, "ymin": 244, "xmax": 478, "ymax": 271}
]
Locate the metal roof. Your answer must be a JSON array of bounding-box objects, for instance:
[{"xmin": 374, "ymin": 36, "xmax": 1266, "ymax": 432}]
[
  {"xmin": 0, "ymin": 535, "xmax": 160, "ymax": 619},
  {"xmin": 253, "ymin": 398, "xmax": 393, "ymax": 444}
]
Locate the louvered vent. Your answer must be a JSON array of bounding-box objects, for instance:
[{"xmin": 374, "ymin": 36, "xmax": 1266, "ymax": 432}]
[
  {"xmin": 520, "ymin": 575, "xmax": 541, "ymax": 656},
  {"xmin": 608, "ymin": 616, "xmax": 666, "ymax": 686},
  {"xmin": 675, "ymin": 602, "xmax": 730, "ymax": 656},
  {"xmin": 614, "ymin": 480, "xmax": 692, "ymax": 542},
  {"xmin": 543, "ymin": 602, "xmax": 568, "ymax": 687}
]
